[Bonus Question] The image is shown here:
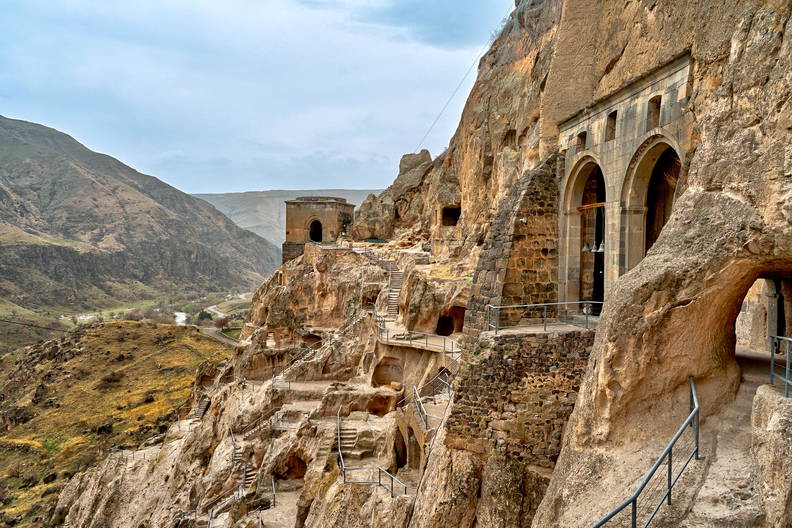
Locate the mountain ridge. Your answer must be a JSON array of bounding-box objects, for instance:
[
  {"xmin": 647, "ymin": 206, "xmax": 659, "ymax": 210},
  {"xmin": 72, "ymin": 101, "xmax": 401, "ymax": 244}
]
[
  {"xmin": 196, "ymin": 188, "xmax": 381, "ymax": 245},
  {"xmin": 0, "ymin": 115, "xmax": 279, "ymax": 315}
]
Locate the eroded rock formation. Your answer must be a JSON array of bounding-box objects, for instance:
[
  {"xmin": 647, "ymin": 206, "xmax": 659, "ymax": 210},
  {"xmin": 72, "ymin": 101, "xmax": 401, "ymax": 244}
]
[{"xmin": 49, "ymin": 0, "xmax": 792, "ymax": 527}]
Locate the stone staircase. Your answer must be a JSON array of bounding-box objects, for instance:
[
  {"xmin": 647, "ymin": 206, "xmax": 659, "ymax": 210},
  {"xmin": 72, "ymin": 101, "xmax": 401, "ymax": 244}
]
[
  {"xmin": 387, "ymin": 265, "xmax": 403, "ymax": 321},
  {"xmin": 339, "ymin": 424, "xmax": 358, "ymax": 454},
  {"xmin": 243, "ymin": 465, "xmax": 257, "ymax": 489},
  {"xmin": 242, "ymin": 416, "xmax": 269, "ymax": 440},
  {"xmin": 187, "ymin": 396, "xmax": 210, "ymax": 420},
  {"xmin": 316, "ymin": 435, "xmax": 334, "ymax": 459}
]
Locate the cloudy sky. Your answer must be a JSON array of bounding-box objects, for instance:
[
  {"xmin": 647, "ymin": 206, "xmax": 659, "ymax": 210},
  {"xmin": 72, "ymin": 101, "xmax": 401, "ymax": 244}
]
[{"xmin": 0, "ymin": 0, "xmax": 512, "ymax": 193}]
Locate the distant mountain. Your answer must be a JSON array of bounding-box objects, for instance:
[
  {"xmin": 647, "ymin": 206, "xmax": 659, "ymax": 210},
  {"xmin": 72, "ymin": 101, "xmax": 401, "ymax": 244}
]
[
  {"xmin": 0, "ymin": 116, "xmax": 279, "ymax": 314},
  {"xmin": 195, "ymin": 189, "xmax": 381, "ymax": 245}
]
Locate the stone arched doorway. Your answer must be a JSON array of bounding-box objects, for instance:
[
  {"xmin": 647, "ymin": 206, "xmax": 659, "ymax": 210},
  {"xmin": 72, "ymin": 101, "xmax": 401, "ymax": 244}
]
[
  {"xmin": 562, "ymin": 158, "xmax": 607, "ymax": 315},
  {"xmin": 308, "ymin": 219, "xmax": 323, "ymax": 242},
  {"xmin": 394, "ymin": 431, "xmax": 407, "ymax": 470},
  {"xmin": 621, "ymin": 136, "xmax": 682, "ymax": 271}
]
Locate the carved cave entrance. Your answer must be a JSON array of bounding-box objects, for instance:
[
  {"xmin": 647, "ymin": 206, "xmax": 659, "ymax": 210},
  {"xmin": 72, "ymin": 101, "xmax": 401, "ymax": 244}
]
[
  {"xmin": 441, "ymin": 206, "xmax": 461, "ymax": 227},
  {"xmin": 309, "ymin": 220, "xmax": 323, "ymax": 243},
  {"xmin": 435, "ymin": 306, "xmax": 466, "ymax": 336}
]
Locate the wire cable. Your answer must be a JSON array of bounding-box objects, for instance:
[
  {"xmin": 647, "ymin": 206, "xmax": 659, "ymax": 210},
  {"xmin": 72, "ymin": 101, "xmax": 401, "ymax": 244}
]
[{"xmin": 414, "ymin": 7, "xmax": 512, "ymax": 152}]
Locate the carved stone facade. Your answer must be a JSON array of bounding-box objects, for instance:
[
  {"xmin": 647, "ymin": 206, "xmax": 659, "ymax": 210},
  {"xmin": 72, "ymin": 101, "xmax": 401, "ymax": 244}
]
[
  {"xmin": 557, "ymin": 54, "xmax": 694, "ymax": 307},
  {"xmin": 282, "ymin": 197, "xmax": 355, "ymax": 263}
]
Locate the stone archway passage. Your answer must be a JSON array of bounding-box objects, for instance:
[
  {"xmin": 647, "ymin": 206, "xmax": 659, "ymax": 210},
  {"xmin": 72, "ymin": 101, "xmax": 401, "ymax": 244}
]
[
  {"xmin": 621, "ymin": 139, "xmax": 682, "ymax": 271},
  {"xmin": 309, "ymin": 219, "xmax": 323, "ymax": 242},
  {"xmin": 394, "ymin": 431, "xmax": 407, "ymax": 470}
]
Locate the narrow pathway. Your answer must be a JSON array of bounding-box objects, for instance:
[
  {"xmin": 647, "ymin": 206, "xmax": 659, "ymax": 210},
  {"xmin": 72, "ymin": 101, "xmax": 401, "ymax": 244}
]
[{"xmin": 202, "ymin": 327, "xmax": 238, "ymax": 346}]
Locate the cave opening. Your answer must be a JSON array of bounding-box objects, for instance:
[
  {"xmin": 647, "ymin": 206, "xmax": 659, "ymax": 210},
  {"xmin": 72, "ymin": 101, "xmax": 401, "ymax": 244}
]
[{"xmin": 441, "ymin": 206, "xmax": 461, "ymax": 227}]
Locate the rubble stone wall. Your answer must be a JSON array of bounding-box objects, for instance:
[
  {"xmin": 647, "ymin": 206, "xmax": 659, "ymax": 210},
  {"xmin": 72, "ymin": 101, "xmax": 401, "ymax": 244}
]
[
  {"xmin": 446, "ymin": 329, "xmax": 594, "ymax": 467},
  {"xmin": 465, "ymin": 157, "xmax": 559, "ymax": 335}
]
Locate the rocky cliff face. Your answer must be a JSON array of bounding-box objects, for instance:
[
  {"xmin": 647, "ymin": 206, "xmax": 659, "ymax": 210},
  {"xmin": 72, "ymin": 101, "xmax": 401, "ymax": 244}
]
[
  {"xmin": 353, "ymin": 0, "xmax": 562, "ymax": 260},
  {"xmin": 0, "ymin": 116, "xmax": 279, "ymax": 312},
  {"xmin": 45, "ymin": 0, "xmax": 792, "ymax": 526}
]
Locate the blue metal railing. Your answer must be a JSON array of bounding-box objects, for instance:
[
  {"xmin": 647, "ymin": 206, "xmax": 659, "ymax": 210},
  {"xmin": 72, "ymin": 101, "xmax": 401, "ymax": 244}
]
[
  {"xmin": 486, "ymin": 301, "xmax": 604, "ymax": 333},
  {"xmin": 593, "ymin": 377, "xmax": 700, "ymax": 528},
  {"xmin": 770, "ymin": 336, "xmax": 792, "ymax": 398}
]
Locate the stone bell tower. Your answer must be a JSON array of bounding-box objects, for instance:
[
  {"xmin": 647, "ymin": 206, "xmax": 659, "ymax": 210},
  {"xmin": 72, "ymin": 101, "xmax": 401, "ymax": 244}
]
[{"xmin": 282, "ymin": 197, "xmax": 355, "ymax": 263}]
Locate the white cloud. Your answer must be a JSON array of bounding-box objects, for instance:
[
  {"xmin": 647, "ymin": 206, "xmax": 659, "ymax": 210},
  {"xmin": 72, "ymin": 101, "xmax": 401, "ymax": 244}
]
[{"xmin": 0, "ymin": 0, "xmax": 512, "ymax": 193}]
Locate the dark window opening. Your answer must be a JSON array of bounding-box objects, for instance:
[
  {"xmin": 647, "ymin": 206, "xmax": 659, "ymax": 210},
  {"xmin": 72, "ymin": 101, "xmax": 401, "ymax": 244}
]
[
  {"xmin": 309, "ymin": 220, "xmax": 323, "ymax": 242},
  {"xmin": 441, "ymin": 206, "xmax": 461, "ymax": 227},
  {"xmin": 605, "ymin": 111, "xmax": 617, "ymax": 141},
  {"xmin": 647, "ymin": 95, "xmax": 662, "ymax": 131},
  {"xmin": 576, "ymin": 131, "xmax": 588, "ymax": 152}
]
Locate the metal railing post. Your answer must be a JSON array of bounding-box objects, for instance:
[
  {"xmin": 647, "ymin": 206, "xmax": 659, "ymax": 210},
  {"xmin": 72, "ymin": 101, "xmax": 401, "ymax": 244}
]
[
  {"xmin": 667, "ymin": 448, "xmax": 672, "ymax": 505},
  {"xmin": 543, "ymin": 305, "xmax": 548, "ymax": 331},
  {"xmin": 770, "ymin": 337, "xmax": 776, "ymax": 386},
  {"xmin": 631, "ymin": 500, "xmax": 637, "ymax": 528},
  {"xmin": 786, "ymin": 340, "xmax": 791, "ymax": 398}
]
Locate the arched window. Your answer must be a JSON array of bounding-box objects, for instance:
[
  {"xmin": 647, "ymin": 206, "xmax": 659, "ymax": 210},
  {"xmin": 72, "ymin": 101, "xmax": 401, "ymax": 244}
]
[{"xmin": 309, "ymin": 220, "xmax": 322, "ymax": 242}]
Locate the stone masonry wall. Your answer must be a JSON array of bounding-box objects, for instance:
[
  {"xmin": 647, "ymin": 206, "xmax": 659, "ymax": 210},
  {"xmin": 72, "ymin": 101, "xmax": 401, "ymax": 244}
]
[
  {"xmin": 445, "ymin": 329, "xmax": 594, "ymax": 468},
  {"xmin": 464, "ymin": 156, "xmax": 559, "ymax": 336},
  {"xmin": 282, "ymin": 241, "xmax": 306, "ymax": 263}
]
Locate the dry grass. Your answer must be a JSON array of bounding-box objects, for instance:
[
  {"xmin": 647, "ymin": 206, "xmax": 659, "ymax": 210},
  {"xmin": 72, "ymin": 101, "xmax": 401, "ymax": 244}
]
[{"xmin": 0, "ymin": 321, "xmax": 231, "ymax": 526}]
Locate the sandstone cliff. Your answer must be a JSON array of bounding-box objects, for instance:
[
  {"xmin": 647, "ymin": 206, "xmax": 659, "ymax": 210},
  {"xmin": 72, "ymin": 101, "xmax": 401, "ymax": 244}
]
[{"xmin": 46, "ymin": 0, "xmax": 792, "ymax": 527}]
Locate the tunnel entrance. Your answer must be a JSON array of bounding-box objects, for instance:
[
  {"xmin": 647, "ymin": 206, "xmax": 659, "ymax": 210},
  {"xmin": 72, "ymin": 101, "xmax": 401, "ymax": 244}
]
[
  {"xmin": 309, "ymin": 220, "xmax": 323, "ymax": 242},
  {"xmin": 435, "ymin": 316, "xmax": 454, "ymax": 336},
  {"xmin": 302, "ymin": 334, "xmax": 322, "ymax": 348},
  {"xmin": 279, "ymin": 454, "xmax": 307, "ymax": 480}
]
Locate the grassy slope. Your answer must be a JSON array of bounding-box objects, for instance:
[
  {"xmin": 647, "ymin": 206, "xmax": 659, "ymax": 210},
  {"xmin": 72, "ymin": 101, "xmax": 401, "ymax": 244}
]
[{"xmin": 0, "ymin": 322, "xmax": 231, "ymax": 526}]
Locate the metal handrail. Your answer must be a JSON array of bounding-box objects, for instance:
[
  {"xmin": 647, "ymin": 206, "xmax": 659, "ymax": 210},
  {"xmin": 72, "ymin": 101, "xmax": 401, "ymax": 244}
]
[
  {"xmin": 770, "ymin": 336, "xmax": 792, "ymax": 398},
  {"xmin": 396, "ymin": 357, "xmax": 460, "ymax": 409},
  {"xmin": 375, "ymin": 313, "xmax": 460, "ymax": 356},
  {"xmin": 486, "ymin": 301, "xmax": 604, "ymax": 333},
  {"xmin": 336, "ymin": 406, "xmax": 415, "ymax": 496},
  {"xmin": 593, "ymin": 377, "xmax": 700, "ymax": 528}
]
